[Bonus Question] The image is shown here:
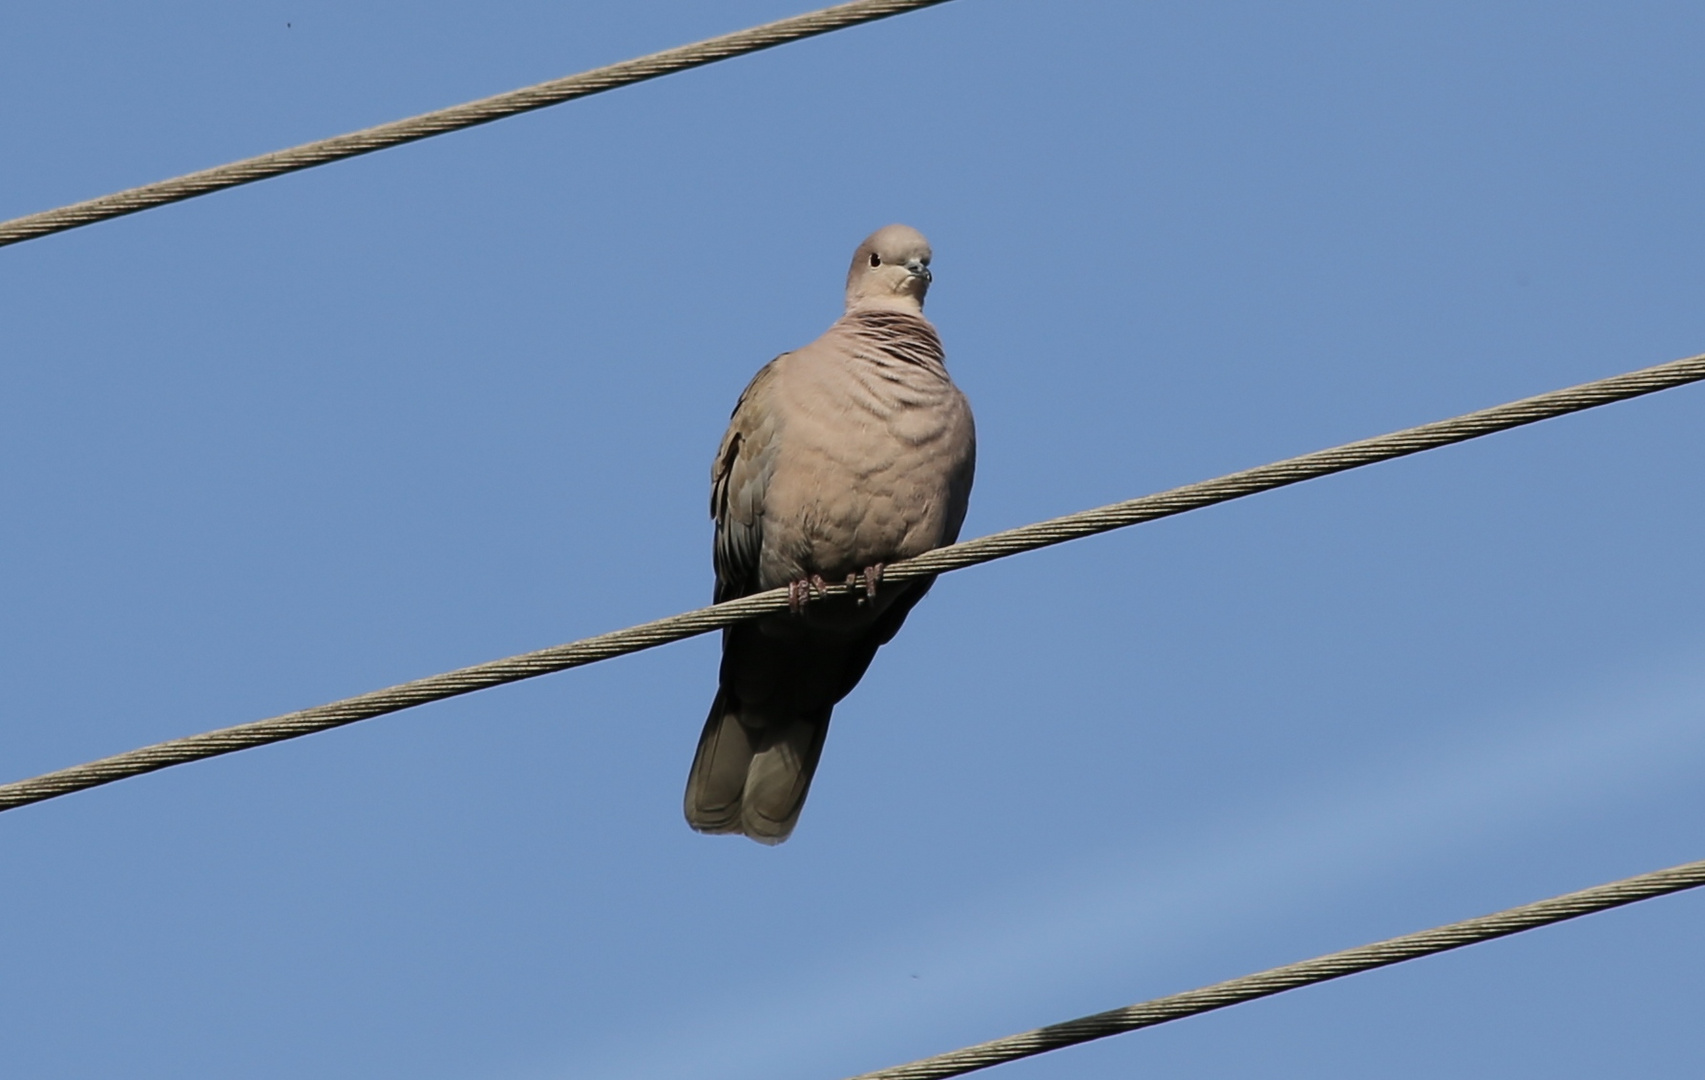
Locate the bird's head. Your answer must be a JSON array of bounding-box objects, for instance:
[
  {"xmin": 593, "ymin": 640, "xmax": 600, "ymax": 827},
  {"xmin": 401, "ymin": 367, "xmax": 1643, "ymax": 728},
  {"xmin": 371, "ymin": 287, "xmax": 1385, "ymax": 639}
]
[{"xmin": 844, "ymin": 224, "xmax": 933, "ymax": 312}]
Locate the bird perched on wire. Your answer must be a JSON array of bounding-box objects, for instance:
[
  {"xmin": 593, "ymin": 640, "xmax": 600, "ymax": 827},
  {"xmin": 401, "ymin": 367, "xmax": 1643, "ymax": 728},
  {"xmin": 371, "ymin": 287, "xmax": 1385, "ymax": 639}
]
[{"xmin": 684, "ymin": 224, "xmax": 976, "ymax": 844}]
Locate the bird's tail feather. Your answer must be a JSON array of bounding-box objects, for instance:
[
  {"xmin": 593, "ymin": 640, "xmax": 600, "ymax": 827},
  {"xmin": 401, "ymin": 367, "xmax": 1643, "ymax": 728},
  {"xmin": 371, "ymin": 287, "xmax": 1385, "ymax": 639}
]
[
  {"xmin": 684, "ymin": 690, "xmax": 757, "ymax": 835},
  {"xmin": 741, "ymin": 708, "xmax": 831, "ymax": 844},
  {"xmin": 683, "ymin": 691, "xmax": 831, "ymax": 844}
]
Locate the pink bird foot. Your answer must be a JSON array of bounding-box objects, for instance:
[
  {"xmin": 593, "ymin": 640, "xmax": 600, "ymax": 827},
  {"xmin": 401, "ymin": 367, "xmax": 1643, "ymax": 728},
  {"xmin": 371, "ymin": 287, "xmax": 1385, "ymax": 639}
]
[
  {"xmin": 787, "ymin": 575, "xmax": 831, "ymax": 613},
  {"xmin": 862, "ymin": 563, "xmax": 885, "ymax": 598}
]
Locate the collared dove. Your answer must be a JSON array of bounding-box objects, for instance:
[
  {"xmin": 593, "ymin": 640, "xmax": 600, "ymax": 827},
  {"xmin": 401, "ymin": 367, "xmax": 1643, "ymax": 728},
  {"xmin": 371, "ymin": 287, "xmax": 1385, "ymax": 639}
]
[{"xmin": 684, "ymin": 224, "xmax": 976, "ymax": 844}]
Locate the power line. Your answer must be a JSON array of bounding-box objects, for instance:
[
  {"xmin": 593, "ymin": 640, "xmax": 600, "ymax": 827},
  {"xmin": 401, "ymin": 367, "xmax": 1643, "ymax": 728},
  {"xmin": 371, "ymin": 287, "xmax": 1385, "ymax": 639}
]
[
  {"xmin": 0, "ymin": 0, "xmax": 957, "ymax": 249},
  {"xmin": 844, "ymin": 854, "xmax": 1705, "ymax": 1079},
  {"xmin": 0, "ymin": 350, "xmax": 1699, "ymax": 814}
]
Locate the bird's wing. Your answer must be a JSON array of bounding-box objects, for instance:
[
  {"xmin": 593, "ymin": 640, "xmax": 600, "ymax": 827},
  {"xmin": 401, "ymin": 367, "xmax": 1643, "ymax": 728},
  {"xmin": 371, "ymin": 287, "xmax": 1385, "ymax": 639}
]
[{"xmin": 711, "ymin": 357, "xmax": 784, "ymax": 604}]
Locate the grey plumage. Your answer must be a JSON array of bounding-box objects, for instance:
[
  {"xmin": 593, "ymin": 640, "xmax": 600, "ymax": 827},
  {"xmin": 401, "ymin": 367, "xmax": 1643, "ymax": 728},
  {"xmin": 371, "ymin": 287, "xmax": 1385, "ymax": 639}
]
[{"xmin": 684, "ymin": 225, "xmax": 976, "ymax": 844}]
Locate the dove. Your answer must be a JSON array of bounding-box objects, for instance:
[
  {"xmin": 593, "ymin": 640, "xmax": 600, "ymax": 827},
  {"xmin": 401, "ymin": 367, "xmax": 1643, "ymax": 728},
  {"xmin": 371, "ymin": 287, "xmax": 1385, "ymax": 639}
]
[{"xmin": 683, "ymin": 224, "xmax": 976, "ymax": 844}]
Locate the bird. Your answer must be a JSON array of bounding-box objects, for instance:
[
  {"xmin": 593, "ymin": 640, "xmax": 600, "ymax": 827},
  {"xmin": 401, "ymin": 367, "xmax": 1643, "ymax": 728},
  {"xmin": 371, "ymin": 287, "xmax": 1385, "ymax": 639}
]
[{"xmin": 683, "ymin": 224, "xmax": 976, "ymax": 844}]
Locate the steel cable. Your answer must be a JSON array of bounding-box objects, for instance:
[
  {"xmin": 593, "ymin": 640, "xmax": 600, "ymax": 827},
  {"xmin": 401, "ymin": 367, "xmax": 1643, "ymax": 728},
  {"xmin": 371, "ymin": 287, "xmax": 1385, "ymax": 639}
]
[
  {"xmin": 0, "ymin": 0, "xmax": 957, "ymax": 249},
  {"xmin": 0, "ymin": 350, "xmax": 1700, "ymax": 813},
  {"xmin": 844, "ymin": 855, "xmax": 1705, "ymax": 1079}
]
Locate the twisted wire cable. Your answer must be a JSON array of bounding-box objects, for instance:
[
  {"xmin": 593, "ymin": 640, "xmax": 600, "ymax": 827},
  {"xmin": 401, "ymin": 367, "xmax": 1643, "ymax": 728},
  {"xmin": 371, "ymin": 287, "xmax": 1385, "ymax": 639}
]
[
  {"xmin": 0, "ymin": 0, "xmax": 957, "ymax": 249},
  {"xmin": 0, "ymin": 350, "xmax": 1699, "ymax": 813},
  {"xmin": 844, "ymin": 855, "xmax": 1705, "ymax": 1079}
]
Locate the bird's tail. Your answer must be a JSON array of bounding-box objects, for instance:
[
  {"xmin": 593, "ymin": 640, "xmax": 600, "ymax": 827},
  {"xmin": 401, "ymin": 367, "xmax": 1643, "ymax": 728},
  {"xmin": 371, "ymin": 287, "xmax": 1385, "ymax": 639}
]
[{"xmin": 684, "ymin": 690, "xmax": 831, "ymax": 845}]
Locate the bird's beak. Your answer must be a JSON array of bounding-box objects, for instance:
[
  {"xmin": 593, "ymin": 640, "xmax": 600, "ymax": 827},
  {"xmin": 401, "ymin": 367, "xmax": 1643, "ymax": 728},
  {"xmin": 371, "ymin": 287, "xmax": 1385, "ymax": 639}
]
[{"xmin": 905, "ymin": 259, "xmax": 933, "ymax": 283}]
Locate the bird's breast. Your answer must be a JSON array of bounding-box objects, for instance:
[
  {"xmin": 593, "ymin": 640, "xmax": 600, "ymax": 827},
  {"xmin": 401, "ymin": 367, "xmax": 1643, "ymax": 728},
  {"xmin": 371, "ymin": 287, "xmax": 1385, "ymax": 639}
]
[{"xmin": 758, "ymin": 355, "xmax": 973, "ymax": 586}]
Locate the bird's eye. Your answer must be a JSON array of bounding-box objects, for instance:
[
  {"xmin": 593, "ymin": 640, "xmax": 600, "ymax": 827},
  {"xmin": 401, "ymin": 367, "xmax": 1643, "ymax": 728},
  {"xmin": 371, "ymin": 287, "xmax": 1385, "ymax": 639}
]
[{"xmin": 869, "ymin": 253, "xmax": 881, "ymax": 268}]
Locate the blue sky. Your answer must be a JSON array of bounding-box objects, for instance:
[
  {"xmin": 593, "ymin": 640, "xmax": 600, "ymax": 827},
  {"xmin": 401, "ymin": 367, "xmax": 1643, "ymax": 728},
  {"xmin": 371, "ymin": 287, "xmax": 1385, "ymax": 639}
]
[{"xmin": 3, "ymin": 2, "xmax": 1704, "ymax": 1077}]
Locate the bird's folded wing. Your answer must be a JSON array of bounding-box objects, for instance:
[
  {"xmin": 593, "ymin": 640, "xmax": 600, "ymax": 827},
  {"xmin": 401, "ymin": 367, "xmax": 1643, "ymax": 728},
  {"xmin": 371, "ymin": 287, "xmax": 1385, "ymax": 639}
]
[{"xmin": 711, "ymin": 357, "xmax": 784, "ymax": 603}]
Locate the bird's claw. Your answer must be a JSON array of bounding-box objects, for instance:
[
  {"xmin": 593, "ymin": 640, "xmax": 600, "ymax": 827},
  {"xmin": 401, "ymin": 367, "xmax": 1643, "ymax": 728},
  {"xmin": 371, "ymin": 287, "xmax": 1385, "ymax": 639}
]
[
  {"xmin": 845, "ymin": 564, "xmax": 886, "ymax": 604},
  {"xmin": 792, "ymin": 567, "xmax": 881, "ymax": 611},
  {"xmin": 862, "ymin": 563, "xmax": 885, "ymax": 599},
  {"xmin": 787, "ymin": 575, "xmax": 831, "ymax": 613}
]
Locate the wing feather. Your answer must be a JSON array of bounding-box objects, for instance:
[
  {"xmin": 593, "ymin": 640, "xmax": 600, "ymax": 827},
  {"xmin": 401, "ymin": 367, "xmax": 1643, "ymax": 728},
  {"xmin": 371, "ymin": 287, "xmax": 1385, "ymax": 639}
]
[{"xmin": 710, "ymin": 359, "xmax": 783, "ymax": 603}]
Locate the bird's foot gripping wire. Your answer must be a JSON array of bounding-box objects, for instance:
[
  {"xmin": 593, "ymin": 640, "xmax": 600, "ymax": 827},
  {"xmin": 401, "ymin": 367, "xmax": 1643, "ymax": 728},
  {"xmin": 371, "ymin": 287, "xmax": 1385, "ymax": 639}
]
[
  {"xmin": 844, "ymin": 563, "xmax": 885, "ymax": 604},
  {"xmin": 787, "ymin": 575, "xmax": 831, "ymax": 613},
  {"xmin": 862, "ymin": 562, "xmax": 885, "ymax": 600}
]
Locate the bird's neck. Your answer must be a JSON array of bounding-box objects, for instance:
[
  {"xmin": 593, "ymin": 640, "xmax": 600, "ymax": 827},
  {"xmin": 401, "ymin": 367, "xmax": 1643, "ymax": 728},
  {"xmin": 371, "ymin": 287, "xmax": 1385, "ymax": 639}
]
[
  {"xmin": 843, "ymin": 294, "xmax": 925, "ymax": 316},
  {"xmin": 836, "ymin": 307, "xmax": 947, "ymax": 376}
]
